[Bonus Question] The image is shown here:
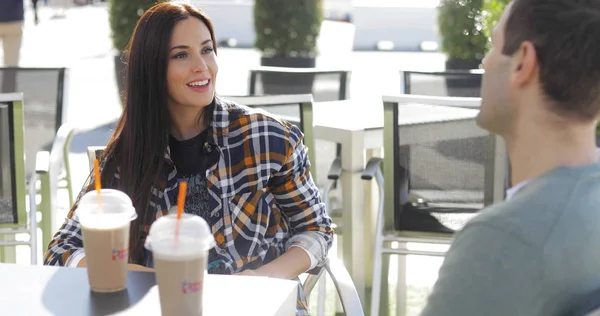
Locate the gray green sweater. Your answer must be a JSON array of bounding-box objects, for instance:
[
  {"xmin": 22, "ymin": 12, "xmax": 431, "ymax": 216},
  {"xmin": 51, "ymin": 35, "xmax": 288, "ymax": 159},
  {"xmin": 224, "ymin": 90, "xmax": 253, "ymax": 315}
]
[{"xmin": 421, "ymin": 163, "xmax": 600, "ymax": 316}]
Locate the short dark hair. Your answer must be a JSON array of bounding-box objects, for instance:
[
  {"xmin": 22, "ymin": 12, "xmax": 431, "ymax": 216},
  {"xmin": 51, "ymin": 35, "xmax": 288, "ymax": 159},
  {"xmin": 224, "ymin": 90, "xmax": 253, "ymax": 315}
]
[{"xmin": 503, "ymin": 0, "xmax": 600, "ymax": 120}]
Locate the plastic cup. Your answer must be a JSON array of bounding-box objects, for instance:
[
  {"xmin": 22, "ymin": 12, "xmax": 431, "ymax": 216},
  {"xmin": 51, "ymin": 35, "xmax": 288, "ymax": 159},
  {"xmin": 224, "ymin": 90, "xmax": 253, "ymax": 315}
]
[
  {"xmin": 145, "ymin": 213, "xmax": 215, "ymax": 316},
  {"xmin": 75, "ymin": 189, "xmax": 137, "ymax": 293}
]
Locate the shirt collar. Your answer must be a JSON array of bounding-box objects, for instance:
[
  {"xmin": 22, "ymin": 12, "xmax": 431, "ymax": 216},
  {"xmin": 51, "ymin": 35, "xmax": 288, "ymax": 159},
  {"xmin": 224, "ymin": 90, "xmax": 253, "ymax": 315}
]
[{"xmin": 506, "ymin": 180, "xmax": 529, "ymax": 200}]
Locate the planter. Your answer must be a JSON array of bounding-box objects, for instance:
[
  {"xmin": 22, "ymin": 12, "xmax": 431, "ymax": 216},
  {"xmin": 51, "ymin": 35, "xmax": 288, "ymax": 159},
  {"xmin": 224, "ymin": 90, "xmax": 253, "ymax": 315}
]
[
  {"xmin": 444, "ymin": 58, "xmax": 483, "ymax": 97},
  {"xmin": 258, "ymin": 57, "xmax": 316, "ymax": 95},
  {"xmin": 113, "ymin": 53, "xmax": 126, "ymax": 108}
]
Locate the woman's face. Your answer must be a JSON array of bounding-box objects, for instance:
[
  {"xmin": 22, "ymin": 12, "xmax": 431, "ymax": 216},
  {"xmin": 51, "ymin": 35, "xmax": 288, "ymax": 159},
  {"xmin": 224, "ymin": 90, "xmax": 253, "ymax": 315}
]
[{"xmin": 166, "ymin": 17, "xmax": 218, "ymax": 111}]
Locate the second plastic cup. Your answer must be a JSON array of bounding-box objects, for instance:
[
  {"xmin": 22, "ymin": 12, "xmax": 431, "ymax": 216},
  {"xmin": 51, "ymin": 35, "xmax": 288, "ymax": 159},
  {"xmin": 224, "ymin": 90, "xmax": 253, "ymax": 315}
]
[
  {"xmin": 145, "ymin": 213, "xmax": 215, "ymax": 316},
  {"xmin": 76, "ymin": 189, "xmax": 137, "ymax": 293}
]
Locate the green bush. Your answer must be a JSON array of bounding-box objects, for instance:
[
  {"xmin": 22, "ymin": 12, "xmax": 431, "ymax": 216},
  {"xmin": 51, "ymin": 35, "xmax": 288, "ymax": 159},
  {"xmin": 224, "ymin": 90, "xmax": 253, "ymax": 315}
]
[
  {"xmin": 437, "ymin": 0, "xmax": 488, "ymax": 62},
  {"xmin": 482, "ymin": 0, "xmax": 510, "ymax": 51},
  {"xmin": 108, "ymin": 0, "xmax": 167, "ymax": 53},
  {"xmin": 253, "ymin": 0, "xmax": 324, "ymax": 58}
]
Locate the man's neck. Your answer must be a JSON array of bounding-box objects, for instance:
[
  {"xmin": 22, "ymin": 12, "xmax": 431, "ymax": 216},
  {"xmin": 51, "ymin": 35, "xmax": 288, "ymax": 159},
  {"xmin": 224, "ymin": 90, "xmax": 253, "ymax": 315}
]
[{"xmin": 506, "ymin": 124, "xmax": 597, "ymax": 187}]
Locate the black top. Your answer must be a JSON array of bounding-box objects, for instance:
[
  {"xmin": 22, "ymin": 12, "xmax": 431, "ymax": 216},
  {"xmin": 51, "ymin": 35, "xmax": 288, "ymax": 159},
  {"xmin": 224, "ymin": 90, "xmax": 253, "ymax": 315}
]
[
  {"xmin": 0, "ymin": 0, "xmax": 24, "ymax": 22},
  {"xmin": 168, "ymin": 129, "xmax": 209, "ymax": 176},
  {"xmin": 167, "ymin": 129, "xmax": 224, "ymax": 273}
]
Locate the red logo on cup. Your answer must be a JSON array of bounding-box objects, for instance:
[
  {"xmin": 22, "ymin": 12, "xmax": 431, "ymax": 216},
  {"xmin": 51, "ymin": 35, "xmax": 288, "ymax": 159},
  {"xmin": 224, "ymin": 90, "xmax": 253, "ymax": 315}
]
[
  {"xmin": 181, "ymin": 280, "xmax": 202, "ymax": 294},
  {"xmin": 112, "ymin": 248, "xmax": 129, "ymax": 260}
]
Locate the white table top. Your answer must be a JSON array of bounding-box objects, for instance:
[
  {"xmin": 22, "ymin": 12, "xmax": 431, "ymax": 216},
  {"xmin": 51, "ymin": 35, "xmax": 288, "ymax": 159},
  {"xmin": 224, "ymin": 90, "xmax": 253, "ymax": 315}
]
[
  {"xmin": 0, "ymin": 263, "xmax": 298, "ymax": 316},
  {"xmin": 313, "ymin": 98, "xmax": 479, "ymax": 131},
  {"xmin": 124, "ymin": 274, "xmax": 298, "ymax": 316}
]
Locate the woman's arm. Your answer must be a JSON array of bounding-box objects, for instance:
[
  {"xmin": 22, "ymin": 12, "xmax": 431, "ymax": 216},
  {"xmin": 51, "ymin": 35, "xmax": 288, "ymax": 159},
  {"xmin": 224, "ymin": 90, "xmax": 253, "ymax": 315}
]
[
  {"xmin": 252, "ymin": 125, "xmax": 334, "ymax": 279},
  {"xmin": 237, "ymin": 247, "xmax": 310, "ymax": 279}
]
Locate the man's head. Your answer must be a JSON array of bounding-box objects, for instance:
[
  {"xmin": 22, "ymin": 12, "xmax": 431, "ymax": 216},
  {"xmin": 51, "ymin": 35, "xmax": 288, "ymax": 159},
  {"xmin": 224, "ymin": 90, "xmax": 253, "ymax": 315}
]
[{"xmin": 477, "ymin": 0, "xmax": 600, "ymax": 136}]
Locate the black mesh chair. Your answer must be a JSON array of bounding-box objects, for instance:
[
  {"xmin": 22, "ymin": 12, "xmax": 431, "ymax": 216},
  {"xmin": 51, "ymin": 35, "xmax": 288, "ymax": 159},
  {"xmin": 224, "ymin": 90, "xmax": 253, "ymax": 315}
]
[
  {"xmin": 0, "ymin": 67, "xmax": 76, "ymax": 254},
  {"xmin": 401, "ymin": 69, "xmax": 483, "ymax": 97},
  {"xmin": 248, "ymin": 67, "xmax": 350, "ymax": 219},
  {"xmin": 0, "ymin": 93, "xmax": 38, "ymax": 264},
  {"xmin": 223, "ymin": 94, "xmax": 317, "ymax": 174},
  {"xmin": 249, "ymin": 67, "xmax": 351, "ymax": 102},
  {"xmin": 0, "ymin": 67, "xmax": 68, "ymax": 181},
  {"xmin": 362, "ymin": 94, "xmax": 507, "ymax": 316}
]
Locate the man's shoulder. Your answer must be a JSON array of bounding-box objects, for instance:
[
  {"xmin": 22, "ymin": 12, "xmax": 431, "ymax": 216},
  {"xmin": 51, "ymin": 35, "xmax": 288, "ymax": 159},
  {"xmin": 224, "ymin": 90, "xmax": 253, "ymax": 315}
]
[{"xmin": 467, "ymin": 169, "xmax": 600, "ymax": 248}]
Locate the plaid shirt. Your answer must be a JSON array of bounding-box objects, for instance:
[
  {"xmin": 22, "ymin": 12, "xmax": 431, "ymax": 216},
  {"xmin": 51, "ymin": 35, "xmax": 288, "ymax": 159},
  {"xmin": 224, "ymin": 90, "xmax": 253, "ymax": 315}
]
[{"xmin": 44, "ymin": 97, "xmax": 334, "ymax": 315}]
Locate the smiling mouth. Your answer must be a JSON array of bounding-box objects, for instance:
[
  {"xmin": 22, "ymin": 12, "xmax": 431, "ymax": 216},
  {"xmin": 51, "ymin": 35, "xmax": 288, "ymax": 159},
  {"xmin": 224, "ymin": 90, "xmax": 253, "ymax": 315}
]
[{"xmin": 187, "ymin": 79, "xmax": 209, "ymax": 87}]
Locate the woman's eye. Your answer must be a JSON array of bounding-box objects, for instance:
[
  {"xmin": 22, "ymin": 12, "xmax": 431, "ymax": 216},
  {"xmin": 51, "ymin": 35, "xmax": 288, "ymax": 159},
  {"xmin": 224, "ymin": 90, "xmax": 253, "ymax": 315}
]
[
  {"xmin": 173, "ymin": 52, "xmax": 187, "ymax": 59},
  {"xmin": 202, "ymin": 47, "xmax": 214, "ymax": 54}
]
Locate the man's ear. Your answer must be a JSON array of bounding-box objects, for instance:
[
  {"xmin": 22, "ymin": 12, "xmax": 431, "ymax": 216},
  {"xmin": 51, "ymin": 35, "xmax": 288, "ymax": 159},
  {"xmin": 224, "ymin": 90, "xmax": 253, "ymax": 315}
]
[{"xmin": 510, "ymin": 41, "xmax": 538, "ymax": 89}]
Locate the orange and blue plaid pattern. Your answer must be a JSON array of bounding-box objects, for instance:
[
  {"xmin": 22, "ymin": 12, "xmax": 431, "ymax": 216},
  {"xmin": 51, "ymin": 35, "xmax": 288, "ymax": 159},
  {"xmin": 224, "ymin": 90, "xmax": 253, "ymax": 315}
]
[{"xmin": 44, "ymin": 97, "xmax": 333, "ymax": 315}]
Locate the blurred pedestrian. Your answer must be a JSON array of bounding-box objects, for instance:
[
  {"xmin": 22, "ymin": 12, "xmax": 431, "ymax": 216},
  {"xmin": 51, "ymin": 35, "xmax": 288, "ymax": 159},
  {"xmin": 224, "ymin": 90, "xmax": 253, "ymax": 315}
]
[
  {"xmin": 0, "ymin": 0, "xmax": 24, "ymax": 66},
  {"xmin": 0, "ymin": 0, "xmax": 24, "ymax": 93},
  {"xmin": 32, "ymin": 0, "xmax": 39, "ymax": 24}
]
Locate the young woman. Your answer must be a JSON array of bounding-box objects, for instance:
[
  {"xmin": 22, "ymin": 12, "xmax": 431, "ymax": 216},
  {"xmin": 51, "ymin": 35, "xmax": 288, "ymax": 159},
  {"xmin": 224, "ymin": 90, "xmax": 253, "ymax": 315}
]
[{"xmin": 44, "ymin": 2, "xmax": 333, "ymax": 314}]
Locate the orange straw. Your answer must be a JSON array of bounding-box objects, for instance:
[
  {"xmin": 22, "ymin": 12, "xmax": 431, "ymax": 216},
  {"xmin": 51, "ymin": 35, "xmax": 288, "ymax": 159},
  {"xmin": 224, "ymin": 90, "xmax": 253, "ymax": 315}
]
[
  {"xmin": 174, "ymin": 181, "xmax": 188, "ymax": 247},
  {"xmin": 93, "ymin": 159, "xmax": 102, "ymax": 210}
]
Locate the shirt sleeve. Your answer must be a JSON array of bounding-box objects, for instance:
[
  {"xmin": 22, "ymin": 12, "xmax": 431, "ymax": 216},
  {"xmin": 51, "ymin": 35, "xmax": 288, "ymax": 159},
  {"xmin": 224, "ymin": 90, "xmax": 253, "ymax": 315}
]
[
  {"xmin": 290, "ymin": 244, "xmax": 318, "ymax": 271},
  {"xmin": 270, "ymin": 125, "xmax": 334, "ymax": 270},
  {"xmin": 43, "ymin": 208, "xmax": 86, "ymax": 266},
  {"xmin": 65, "ymin": 248, "xmax": 86, "ymax": 267},
  {"xmin": 420, "ymin": 223, "xmax": 544, "ymax": 316}
]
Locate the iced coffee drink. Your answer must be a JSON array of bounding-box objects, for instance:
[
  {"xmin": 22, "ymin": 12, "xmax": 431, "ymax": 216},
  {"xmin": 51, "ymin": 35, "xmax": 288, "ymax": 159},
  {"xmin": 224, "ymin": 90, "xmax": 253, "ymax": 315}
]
[
  {"xmin": 76, "ymin": 189, "xmax": 137, "ymax": 293},
  {"xmin": 145, "ymin": 213, "xmax": 215, "ymax": 316}
]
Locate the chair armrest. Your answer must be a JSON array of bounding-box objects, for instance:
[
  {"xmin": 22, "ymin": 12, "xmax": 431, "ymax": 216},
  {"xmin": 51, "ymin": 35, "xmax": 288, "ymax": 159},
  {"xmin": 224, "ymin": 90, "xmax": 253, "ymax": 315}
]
[
  {"xmin": 35, "ymin": 151, "xmax": 50, "ymax": 174},
  {"xmin": 302, "ymin": 266, "xmax": 325, "ymax": 297},
  {"xmin": 327, "ymin": 157, "xmax": 342, "ymax": 180},
  {"xmin": 326, "ymin": 258, "xmax": 365, "ymax": 315},
  {"xmin": 361, "ymin": 157, "xmax": 383, "ymax": 180}
]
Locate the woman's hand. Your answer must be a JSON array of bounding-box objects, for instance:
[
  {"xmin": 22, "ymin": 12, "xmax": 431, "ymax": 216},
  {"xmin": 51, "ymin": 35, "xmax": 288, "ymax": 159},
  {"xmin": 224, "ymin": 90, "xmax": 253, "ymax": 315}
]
[
  {"xmin": 234, "ymin": 247, "xmax": 310, "ymax": 279},
  {"xmin": 234, "ymin": 269, "xmax": 258, "ymax": 276},
  {"xmin": 128, "ymin": 264, "xmax": 155, "ymax": 272}
]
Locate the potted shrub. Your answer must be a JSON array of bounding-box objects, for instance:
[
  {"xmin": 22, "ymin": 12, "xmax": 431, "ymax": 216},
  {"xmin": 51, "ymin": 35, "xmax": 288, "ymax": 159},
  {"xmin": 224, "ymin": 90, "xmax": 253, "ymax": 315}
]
[
  {"xmin": 436, "ymin": 0, "xmax": 487, "ymax": 96},
  {"xmin": 438, "ymin": 0, "xmax": 487, "ymax": 70},
  {"xmin": 108, "ymin": 0, "xmax": 167, "ymax": 105},
  {"xmin": 253, "ymin": 0, "xmax": 324, "ymax": 94},
  {"xmin": 482, "ymin": 0, "xmax": 511, "ymax": 50}
]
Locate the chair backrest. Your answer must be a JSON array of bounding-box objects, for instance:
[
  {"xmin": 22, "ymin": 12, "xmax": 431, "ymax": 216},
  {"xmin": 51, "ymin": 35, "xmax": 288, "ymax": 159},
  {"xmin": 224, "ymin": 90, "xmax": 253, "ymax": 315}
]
[
  {"xmin": 0, "ymin": 67, "xmax": 68, "ymax": 180},
  {"xmin": 0, "ymin": 93, "xmax": 27, "ymax": 226},
  {"xmin": 401, "ymin": 70, "xmax": 483, "ymax": 98},
  {"xmin": 87, "ymin": 146, "xmax": 105, "ymax": 171},
  {"xmin": 382, "ymin": 94, "xmax": 506, "ymax": 235},
  {"xmin": 249, "ymin": 67, "xmax": 351, "ymax": 101},
  {"xmin": 221, "ymin": 94, "xmax": 317, "ymax": 171},
  {"xmin": 89, "ymin": 94, "xmax": 316, "ymax": 175},
  {"xmin": 302, "ymin": 258, "xmax": 364, "ymax": 316}
]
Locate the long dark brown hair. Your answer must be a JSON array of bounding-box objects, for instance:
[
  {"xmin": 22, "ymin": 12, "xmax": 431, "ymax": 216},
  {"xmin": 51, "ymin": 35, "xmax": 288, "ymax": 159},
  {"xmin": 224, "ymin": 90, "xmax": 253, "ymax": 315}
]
[{"xmin": 86, "ymin": 2, "xmax": 217, "ymax": 264}]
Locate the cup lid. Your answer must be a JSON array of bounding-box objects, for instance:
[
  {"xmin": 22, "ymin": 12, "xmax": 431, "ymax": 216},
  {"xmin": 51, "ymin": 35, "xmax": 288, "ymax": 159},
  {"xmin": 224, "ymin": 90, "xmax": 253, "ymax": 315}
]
[
  {"xmin": 145, "ymin": 214, "xmax": 216, "ymax": 253},
  {"xmin": 79, "ymin": 189, "xmax": 133, "ymax": 207},
  {"xmin": 75, "ymin": 189, "xmax": 137, "ymax": 225}
]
